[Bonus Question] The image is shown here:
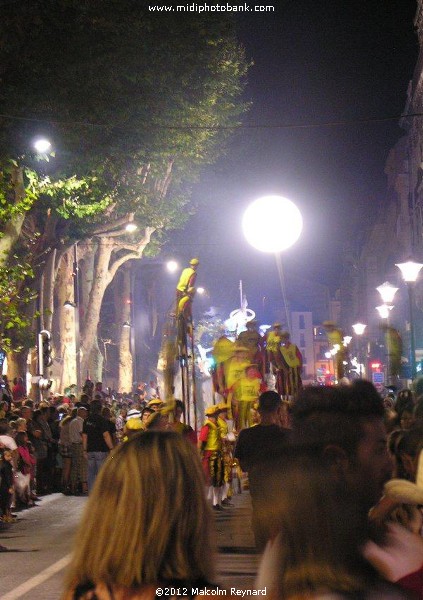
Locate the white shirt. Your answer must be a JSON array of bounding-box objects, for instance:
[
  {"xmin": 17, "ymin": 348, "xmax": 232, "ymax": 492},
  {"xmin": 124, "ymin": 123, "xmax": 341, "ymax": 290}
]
[
  {"xmin": 0, "ymin": 434, "xmax": 17, "ymax": 451},
  {"xmin": 69, "ymin": 416, "xmax": 84, "ymax": 444}
]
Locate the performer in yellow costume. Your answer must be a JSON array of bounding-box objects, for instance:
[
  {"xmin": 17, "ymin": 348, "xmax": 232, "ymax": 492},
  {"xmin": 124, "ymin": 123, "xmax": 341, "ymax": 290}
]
[
  {"xmin": 265, "ymin": 323, "xmax": 284, "ymax": 395},
  {"xmin": 211, "ymin": 336, "xmax": 235, "ymax": 396},
  {"xmin": 175, "ymin": 258, "xmax": 199, "ymax": 309},
  {"xmin": 199, "ymin": 405, "xmax": 224, "ymax": 510},
  {"xmin": 237, "ymin": 320, "xmax": 265, "ymax": 375},
  {"xmin": 323, "ymin": 321, "xmax": 347, "ymax": 381},
  {"xmin": 228, "ymin": 365, "xmax": 267, "ymax": 431},
  {"xmin": 224, "ymin": 345, "xmax": 250, "ymax": 391},
  {"xmin": 279, "ymin": 331, "xmax": 303, "ymax": 398},
  {"xmin": 217, "ymin": 402, "xmax": 236, "ymax": 506}
]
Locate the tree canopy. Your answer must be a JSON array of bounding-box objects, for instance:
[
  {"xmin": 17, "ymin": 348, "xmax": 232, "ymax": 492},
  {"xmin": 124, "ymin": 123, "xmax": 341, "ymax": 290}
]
[{"xmin": 0, "ymin": 0, "xmax": 249, "ymax": 354}]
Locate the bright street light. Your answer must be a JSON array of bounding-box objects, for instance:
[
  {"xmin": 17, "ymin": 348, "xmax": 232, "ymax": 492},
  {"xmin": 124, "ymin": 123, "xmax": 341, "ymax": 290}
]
[
  {"xmin": 352, "ymin": 322, "xmax": 366, "ymax": 336},
  {"xmin": 396, "ymin": 259, "xmax": 423, "ymax": 379},
  {"xmin": 376, "ymin": 305, "xmax": 393, "ymax": 320},
  {"xmin": 376, "ymin": 282, "xmax": 398, "ymax": 305},
  {"xmin": 242, "ymin": 195, "xmax": 303, "ymax": 253},
  {"xmin": 33, "ymin": 138, "xmax": 52, "ymax": 153},
  {"xmin": 166, "ymin": 260, "xmax": 179, "ymax": 273},
  {"xmin": 352, "ymin": 322, "xmax": 366, "ymax": 378},
  {"xmin": 395, "ymin": 260, "xmax": 423, "ymax": 282}
]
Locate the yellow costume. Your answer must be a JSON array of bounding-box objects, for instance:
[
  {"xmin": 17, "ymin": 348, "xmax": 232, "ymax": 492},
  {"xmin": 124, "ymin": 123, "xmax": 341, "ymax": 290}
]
[
  {"xmin": 225, "ymin": 357, "xmax": 250, "ymax": 391},
  {"xmin": 280, "ymin": 340, "xmax": 303, "ymax": 397},
  {"xmin": 230, "ymin": 375, "xmax": 264, "ymax": 430}
]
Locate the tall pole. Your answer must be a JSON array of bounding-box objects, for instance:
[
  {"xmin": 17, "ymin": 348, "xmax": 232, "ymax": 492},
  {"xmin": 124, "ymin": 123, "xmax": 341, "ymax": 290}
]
[
  {"xmin": 275, "ymin": 253, "xmax": 291, "ymax": 333},
  {"xmin": 408, "ymin": 283, "xmax": 417, "ymax": 379},
  {"xmin": 130, "ymin": 263, "xmax": 137, "ymax": 387},
  {"xmin": 73, "ymin": 243, "xmax": 81, "ymax": 394}
]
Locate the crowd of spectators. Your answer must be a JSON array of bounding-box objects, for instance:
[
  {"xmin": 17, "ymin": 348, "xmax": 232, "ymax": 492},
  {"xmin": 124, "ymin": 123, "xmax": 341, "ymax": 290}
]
[
  {"xmin": 3, "ymin": 374, "xmax": 423, "ymax": 598},
  {"xmin": 0, "ymin": 376, "xmax": 162, "ymax": 523}
]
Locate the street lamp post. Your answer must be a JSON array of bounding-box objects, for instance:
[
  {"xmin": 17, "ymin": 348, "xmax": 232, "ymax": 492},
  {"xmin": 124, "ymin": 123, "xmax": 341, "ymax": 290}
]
[
  {"xmin": 73, "ymin": 244, "xmax": 81, "ymax": 393},
  {"xmin": 242, "ymin": 195, "xmax": 303, "ymax": 333},
  {"xmin": 396, "ymin": 260, "xmax": 423, "ymax": 379},
  {"xmin": 352, "ymin": 322, "xmax": 366, "ymax": 378},
  {"xmin": 376, "ymin": 282, "xmax": 398, "ymax": 385}
]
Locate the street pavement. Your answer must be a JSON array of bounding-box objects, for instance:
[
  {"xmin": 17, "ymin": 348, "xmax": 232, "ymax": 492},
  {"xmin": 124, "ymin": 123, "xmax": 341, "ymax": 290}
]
[{"xmin": 0, "ymin": 490, "xmax": 259, "ymax": 598}]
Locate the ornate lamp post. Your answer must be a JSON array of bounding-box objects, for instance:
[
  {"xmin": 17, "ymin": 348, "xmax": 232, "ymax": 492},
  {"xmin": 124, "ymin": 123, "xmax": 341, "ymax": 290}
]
[
  {"xmin": 376, "ymin": 282, "xmax": 398, "ymax": 384},
  {"xmin": 396, "ymin": 260, "xmax": 423, "ymax": 379},
  {"xmin": 352, "ymin": 322, "xmax": 366, "ymax": 378}
]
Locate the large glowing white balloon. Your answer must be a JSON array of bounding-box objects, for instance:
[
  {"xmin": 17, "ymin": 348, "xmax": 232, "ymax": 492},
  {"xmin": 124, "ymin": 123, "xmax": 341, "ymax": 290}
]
[{"xmin": 242, "ymin": 195, "xmax": 303, "ymax": 253}]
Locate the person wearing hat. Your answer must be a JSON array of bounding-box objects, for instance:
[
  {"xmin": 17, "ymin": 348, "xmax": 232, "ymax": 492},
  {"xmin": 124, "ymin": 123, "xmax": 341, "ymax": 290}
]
[
  {"xmin": 265, "ymin": 323, "xmax": 285, "ymax": 395},
  {"xmin": 228, "ymin": 364, "xmax": 267, "ymax": 431},
  {"xmin": 211, "ymin": 335, "xmax": 235, "ymax": 396},
  {"xmin": 198, "ymin": 404, "xmax": 225, "ymax": 510},
  {"xmin": 237, "ymin": 320, "xmax": 265, "ymax": 375},
  {"xmin": 144, "ymin": 409, "xmax": 170, "ymax": 432},
  {"xmin": 126, "ymin": 407, "xmax": 142, "ymax": 421},
  {"xmin": 175, "ymin": 258, "xmax": 199, "ymax": 308},
  {"xmin": 279, "ymin": 331, "xmax": 303, "ymax": 399},
  {"xmin": 122, "ymin": 417, "xmax": 144, "ymax": 442},
  {"xmin": 224, "ymin": 344, "xmax": 250, "ymax": 401},
  {"xmin": 177, "ymin": 287, "xmax": 196, "ymax": 356},
  {"xmin": 217, "ymin": 402, "xmax": 236, "ymax": 506},
  {"xmin": 323, "ymin": 321, "xmax": 347, "ymax": 381},
  {"xmin": 147, "ymin": 398, "xmax": 163, "ymax": 411}
]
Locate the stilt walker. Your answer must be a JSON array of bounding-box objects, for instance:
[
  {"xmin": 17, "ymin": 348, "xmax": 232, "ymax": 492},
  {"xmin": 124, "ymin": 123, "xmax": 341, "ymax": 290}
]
[{"xmin": 279, "ymin": 331, "xmax": 303, "ymax": 399}]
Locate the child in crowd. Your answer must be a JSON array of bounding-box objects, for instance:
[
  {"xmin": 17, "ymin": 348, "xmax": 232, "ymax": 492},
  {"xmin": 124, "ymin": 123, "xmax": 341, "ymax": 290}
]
[{"xmin": 0, "ymin": 447, "xmax": 15, "ymax": 522}]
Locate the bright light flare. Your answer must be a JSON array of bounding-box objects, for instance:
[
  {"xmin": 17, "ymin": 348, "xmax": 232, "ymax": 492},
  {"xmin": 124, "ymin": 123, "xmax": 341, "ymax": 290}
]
[
  {"xmin": 352, "ymin": 322, "xmax": 366, "ymax": 336},
  {"xmin": 197, "ymin": 287, "xmax": 205, "ymax": 295},
  {"xmin": 376, "ymin": 304, "xmax": 393, "ymax": 320},
  {"xmin": 242, "ymin": 195, "xmax": 303, "ymax": 253},
  {"xmin": 166, "ymin": 260, "xmax": 178, "ymax": 273},
  {"xmin": 33, "ymin": 138, "xmax": 52, "ymax": 153},
  {"xmin": 125, "ymin": 223, "xmax": 137, "ymax": 233},
  {"xmin": 376, "ymin": 282, "xmax": 398, "ymax": 304},
  {"xmin": 396, "ymin": 261, "xmax": 423, "ymax": 283}
]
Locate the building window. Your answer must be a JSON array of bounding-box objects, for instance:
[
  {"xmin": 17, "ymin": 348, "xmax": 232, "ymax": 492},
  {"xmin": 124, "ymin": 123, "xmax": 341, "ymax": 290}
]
[
  {"xmin": 300, "ymin": 334, "xmax": 305, "ymax": 347},
  {"xmin": 299, "ymin": 315, "xmax": 305, "ymax": 329}
]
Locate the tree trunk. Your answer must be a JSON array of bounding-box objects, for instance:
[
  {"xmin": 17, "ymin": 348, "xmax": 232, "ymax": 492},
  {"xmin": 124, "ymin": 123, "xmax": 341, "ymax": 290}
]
[
  {"xmin": 117, "ymin": 265, "xmax": 133, "ymax": 393},
  {"xmin": 56, "ymin": 249, "xmax": 77, "ymax": 393},
  {"xmin": 79, "ymin": 228, "xmax": 154, "ymax": 381},
  {"xmin": 6, "ymin": 350, "xmax": 28, "ymax": 383},
  {"xmin": 89, "ymin": 336, "xmax": 104, "ymax": 384},
  {"xmin": 80, "ymin": 239, "xmax": 113, "ymax": 379}
]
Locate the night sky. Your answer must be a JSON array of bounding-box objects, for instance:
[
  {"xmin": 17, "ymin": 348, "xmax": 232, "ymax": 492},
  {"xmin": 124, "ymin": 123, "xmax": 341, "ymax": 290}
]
[{"xmin": 164, "ymin": 0, "xmax": 419, "ymax": 325}]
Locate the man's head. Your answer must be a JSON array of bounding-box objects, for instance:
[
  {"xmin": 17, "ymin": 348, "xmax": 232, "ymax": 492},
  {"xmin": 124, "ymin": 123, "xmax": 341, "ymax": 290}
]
[
  {"xmin": 280, "ymin": 331, "xmax": 290, "ymax": 342},
  {"xmin": 90, "ymin": 399, "xmax": 102, "ymax": 415},
  {"xmin": 20, "ymin": 406, "xmax": 32, "ymax": 420},
  {"xmin": 291, "ymin": 382, "xmax": 393, "ymax": 509},
  {"xmin": 78, "ymin": 407, "xmax": 88, "ymax": 419},
  {"xmin": 258, "ymin": 390, "xmax": 282, "ymax": 415}
]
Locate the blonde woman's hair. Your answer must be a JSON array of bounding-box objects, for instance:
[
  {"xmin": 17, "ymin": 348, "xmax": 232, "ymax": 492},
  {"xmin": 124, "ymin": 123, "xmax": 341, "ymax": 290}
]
[{"xmin": 64, "ymin": 431, "xmax": 214, "ymax": 594}]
